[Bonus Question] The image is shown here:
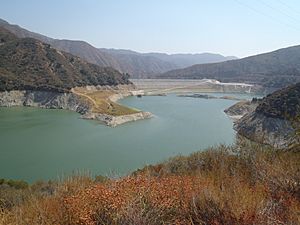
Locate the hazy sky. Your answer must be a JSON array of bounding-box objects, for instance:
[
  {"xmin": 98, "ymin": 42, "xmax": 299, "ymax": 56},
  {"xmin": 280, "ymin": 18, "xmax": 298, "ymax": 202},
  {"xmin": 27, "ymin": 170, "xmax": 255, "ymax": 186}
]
[{"xmin": 1, "ymin": 0, "xmax": 300, "ymax": 57}]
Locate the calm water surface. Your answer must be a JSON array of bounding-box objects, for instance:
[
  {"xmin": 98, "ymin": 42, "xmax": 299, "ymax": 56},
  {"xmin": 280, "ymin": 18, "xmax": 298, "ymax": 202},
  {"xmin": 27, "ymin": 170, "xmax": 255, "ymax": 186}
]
[{"xmin": 0, "ymin": 93, "xmax": 255, "ymax": 182}]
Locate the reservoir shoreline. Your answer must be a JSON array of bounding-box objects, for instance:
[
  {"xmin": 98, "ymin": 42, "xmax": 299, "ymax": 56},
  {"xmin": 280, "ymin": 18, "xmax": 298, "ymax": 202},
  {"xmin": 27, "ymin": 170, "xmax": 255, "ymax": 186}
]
[
  {"xmin": 0, "ymin": 84, "xmax": 153, "ymax": 127},
  {"xmin": 0, "ymin": 79, "xmax": 262, "ymax": 127}
]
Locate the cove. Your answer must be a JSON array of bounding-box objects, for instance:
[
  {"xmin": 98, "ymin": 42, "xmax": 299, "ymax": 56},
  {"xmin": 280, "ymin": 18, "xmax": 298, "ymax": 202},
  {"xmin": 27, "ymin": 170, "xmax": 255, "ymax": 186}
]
[{"xmin": 0, "ymin": 94, "xmax": 253, "ymax": 182}]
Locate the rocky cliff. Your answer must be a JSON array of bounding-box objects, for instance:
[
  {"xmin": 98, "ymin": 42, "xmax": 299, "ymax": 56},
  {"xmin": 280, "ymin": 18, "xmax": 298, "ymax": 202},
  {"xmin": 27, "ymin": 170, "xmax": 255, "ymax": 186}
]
[
  {"xmin": 232, "ymin": 83, "xmax": 300, "ymax": 149},
  {"xmin": 0, "ymin": 90, "xmax": 90, "ymax": 113},
  {"xmin": 235, "ymin": 111, "xmax": 297, "ymax": 149}
]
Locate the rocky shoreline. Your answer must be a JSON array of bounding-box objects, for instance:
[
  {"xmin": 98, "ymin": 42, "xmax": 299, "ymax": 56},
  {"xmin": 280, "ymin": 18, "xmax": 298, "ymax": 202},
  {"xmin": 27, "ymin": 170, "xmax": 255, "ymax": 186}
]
[
  {"xmin": 0, "ymin": 90, "xmax": 90, "ymax": 113},
  {"xmin": 0, "ymin": 86, "xmax": 153, "ymax": 127},
  {"xmin": 224, "ymin": 100, "xmax": 259, "ymax": 121},
  {"xmin": 82, "ymin": 111, "xmax": 153, "ymax": 127},
  {"xmin": 224, "ymin": 98, "xmax": 299, "ymax": 149},
  {"xmin": 178, "ymin": 93, "xmax": 242, "ymax": 101},
  {"xmin": 234, "ymin": 111, "xmax": 297, "ymax": 149}
]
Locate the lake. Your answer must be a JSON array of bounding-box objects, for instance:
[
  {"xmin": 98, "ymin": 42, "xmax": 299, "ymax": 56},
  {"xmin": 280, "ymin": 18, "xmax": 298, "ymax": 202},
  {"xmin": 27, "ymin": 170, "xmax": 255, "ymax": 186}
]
[{"xmin": 0, "ymin": 93, "xmax": 254, "ymax": 182}]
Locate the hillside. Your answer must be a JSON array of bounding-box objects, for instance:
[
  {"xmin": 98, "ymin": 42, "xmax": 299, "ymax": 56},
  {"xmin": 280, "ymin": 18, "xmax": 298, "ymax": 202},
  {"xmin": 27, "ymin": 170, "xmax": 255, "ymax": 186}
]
[
  {"xmin": 235, "ymin": 82, "xmax": 300, "ymax": 149},
  {"xmin": 255, "ymin": 82, "xmax": 300, "ymax": 120},
  {"xmin": 0, "ymin": 19, "xmax": 236, "ymax": 78},
  {"xmin": 0, "ymin": 27, "xmax": 130, "ymax": 92},
  {"xmin": 159, "ymin": 45, "xmax": 300, "ymax": 89}
]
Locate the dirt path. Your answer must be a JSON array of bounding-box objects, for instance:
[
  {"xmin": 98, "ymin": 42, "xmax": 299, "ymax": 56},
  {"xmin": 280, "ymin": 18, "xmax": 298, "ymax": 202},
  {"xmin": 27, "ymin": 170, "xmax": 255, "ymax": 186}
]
[{"xmin": 71, "ymin": 89, "xmax": 97, "ymax": 107}]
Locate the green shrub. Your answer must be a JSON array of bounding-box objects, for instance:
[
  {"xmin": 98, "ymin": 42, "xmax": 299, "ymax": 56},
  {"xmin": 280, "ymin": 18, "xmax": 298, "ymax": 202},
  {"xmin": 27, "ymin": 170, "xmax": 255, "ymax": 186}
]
[{"xmin": 6, "ymin": 179, "xmax": 28, "ymax": 189}]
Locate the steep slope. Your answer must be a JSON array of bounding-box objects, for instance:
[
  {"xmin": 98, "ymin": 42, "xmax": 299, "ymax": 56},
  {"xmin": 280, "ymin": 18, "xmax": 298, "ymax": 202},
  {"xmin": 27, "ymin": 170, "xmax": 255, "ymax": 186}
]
[
  {"xmin": 0, "ymin": 27, "xmax": 130, "ymax": 92},
  {"xmin": 235, "ymin": 82, "xmax": 300, "ymax": 149},
  {"xmin": 159, "ymin": 46, "xmax": 300, "ymax": 89},
  {"xmin": 0, "ymin": 19, "xmax": 237, "ymax": 78}
]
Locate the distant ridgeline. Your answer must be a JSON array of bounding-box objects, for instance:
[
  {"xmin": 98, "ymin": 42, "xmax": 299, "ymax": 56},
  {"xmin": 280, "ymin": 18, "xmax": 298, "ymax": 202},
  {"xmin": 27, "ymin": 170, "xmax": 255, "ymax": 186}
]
[
  {"xmin": 159, "ymin": 45, "xmax": 300, "ymax": 89},
  {"xmin": 0, "ymin": 27, "xmax": 131, "ymax": 92}
]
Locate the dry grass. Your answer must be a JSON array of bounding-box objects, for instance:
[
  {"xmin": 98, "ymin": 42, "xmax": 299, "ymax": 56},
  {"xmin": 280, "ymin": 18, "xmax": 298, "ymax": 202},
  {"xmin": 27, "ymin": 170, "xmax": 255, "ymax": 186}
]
[
  {"xmin": 1, "ymin": 141, "xmax": 299, "ymax": 224},
  {"xmin": 73, "ymin": 87, "xmax": 139, "ymax": 116}
]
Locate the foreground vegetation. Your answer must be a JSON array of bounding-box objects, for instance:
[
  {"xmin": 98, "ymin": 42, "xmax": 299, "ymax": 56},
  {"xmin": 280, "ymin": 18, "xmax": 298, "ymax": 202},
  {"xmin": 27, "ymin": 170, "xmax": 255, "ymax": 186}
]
[{"xmin": 0, "ymin": 140, "xmax": 299, "ymax": 224}]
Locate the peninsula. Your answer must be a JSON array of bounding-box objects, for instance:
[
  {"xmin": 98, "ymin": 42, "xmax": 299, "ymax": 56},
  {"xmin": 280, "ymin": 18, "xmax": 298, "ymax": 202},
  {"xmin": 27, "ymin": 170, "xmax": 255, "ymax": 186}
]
[{"xmin": 0, "ymin": 27, "xmax": 152, "ymax": 126}]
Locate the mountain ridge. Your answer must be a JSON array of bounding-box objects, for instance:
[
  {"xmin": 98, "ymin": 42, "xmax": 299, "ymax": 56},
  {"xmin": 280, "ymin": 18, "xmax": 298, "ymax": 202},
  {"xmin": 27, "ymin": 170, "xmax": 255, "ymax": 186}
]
[
  {"xmin": 0, "ymin": 18, "xmax": 237, "ymax": 78},
  {"xmin": 159, "ymin": 45, "xmax": 300, "ymax": 88}
]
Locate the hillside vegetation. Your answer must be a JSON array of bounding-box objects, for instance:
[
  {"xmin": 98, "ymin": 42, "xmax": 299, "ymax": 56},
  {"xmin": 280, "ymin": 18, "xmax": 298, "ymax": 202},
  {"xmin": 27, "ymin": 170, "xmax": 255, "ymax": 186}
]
[
  {"xmin": 0, "ymin": 27, "xmax": 131, "ymax": 92},
  {"xmin": 256, "ymin": 82, "xmax": 300, "ymax": 121},
  {"xmin": 1, "ymin": 140, "xmax": 299, "ymax": 224},
  {"xmin": 159, "ymin": 45, "xmax": 300, "ymax": 89}
]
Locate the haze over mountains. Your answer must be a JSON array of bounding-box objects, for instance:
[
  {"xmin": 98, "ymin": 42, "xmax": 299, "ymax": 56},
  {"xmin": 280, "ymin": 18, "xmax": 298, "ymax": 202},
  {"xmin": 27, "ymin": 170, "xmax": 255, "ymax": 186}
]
[{"xmin": 0, "ymin": 18, "xmax": 237, "ymax": 78}]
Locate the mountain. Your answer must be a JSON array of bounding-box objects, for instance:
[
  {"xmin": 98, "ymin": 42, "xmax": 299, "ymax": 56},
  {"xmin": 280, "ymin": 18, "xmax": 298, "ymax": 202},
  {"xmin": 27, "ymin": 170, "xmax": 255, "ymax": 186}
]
[
  {"xmin": 0, "ymin": 18, "xmax": 236, "ymax": 78},
  {"xmin": 235, "ymin": 82, "xmax": 300, "ymax": 149},
  {"xmin": 99, "ymin": 49, "xmax": 238, "ymax": 76},
  {"xmin": 159, "ymin": 45, "xmax": 300, "ymax": 89},
  {"xmin": 0, "ymin": 27, "xmax": 130, "ymax": 92},
  {"xmin": 144, "ymin": 52, "xmax": 237, "ymax": 68},
  {"xmin": 97, "ymin": 48, "xmax": 177, "ymax": 78}
]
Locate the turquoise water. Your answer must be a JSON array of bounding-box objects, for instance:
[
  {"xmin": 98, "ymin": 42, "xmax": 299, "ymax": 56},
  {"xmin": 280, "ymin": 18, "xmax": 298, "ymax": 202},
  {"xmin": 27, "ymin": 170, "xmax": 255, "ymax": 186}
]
[{"xmin": 0, "ymin": 94, "xmax": 251, "ymax": 182}]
